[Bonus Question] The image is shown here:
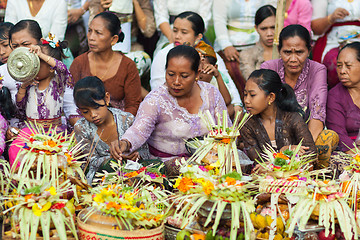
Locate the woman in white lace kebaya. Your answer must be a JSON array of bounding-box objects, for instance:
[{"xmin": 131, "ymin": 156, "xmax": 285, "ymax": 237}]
[{"xmin": 116, "ymin": 45, "xmax": 229, "ymax": 164}]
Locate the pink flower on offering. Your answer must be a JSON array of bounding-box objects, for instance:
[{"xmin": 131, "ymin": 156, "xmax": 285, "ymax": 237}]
[{"xmin": 199, "ymin": 166, "xmax": 209, "ymax": 172}]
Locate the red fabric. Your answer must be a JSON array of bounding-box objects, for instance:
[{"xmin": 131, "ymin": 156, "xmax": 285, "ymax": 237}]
[{"xmin": 312, "ymin": 21, "xmax": 360, "ymax": 63}]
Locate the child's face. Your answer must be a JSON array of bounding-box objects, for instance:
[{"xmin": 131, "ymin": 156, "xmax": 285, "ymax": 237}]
[
  {"xmin": 198, "ymin": 57, "xmax": 213, "ymax": 83},
  {"xmin": 78, "ymin": 99, "xmax": 111, "ymax": 126},
  {"xmin": 244, "ymin": 78, "xmax": 272, "ymax": 115},
  {"xmin": 0, "ymin": 38, "xmax": 12, "ymax": 63}
]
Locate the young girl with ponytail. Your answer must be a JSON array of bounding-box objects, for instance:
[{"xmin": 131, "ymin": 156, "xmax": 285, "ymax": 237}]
[
  {"xmin": 240, "ymin": 69, "xmax": 316, "ymax": 163},
  {"xmin": 9, "ymin": 39, "xmax": 81, "ymax": 166}
]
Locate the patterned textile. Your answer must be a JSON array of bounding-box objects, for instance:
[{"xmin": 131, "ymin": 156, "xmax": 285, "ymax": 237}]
[
  {"xmin": 315, "ymin": 129, "xmax": 339, "ymax": 168},
  {"xmin": 0, "ymin": 114, "xmax": 7, "ymax": 155}
]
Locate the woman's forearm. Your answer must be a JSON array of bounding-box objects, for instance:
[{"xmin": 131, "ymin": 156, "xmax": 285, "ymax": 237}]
[
  {"xmin": 159, "ymin": 22, "xmax": 173, "ymax": 43},
  {"xmin": 308, "ymin": 118, "xmax": 324, "ymax": 142}
]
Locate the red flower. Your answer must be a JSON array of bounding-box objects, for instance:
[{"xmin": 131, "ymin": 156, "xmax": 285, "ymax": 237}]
[{"xmin": 51, "ymin": 202, "xmax": 65, "ymax": 209}]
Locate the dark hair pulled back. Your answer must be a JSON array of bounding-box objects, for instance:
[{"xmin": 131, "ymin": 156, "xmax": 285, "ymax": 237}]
[
  {"xmin": 93, "ymin": 12, "xmax": 125, "ymax": 43},
  {"xmin": 9, "ymin": 20, "xmax": 42, "ymax": 46},
  {"xmin": 166, "ymin": 45, "xmax": 200, "ymax": 73},
  {"xmin": 255, "ymin": 5, "xmax": 276, "ymax": 26},
  {"xmin": 248, "ymin": 69, "xmax": 303, "ymax": 114},
  {"xmin": 278, "ymin": 24, "xmax": 311, "ymax": 52},
  {"xmin": 0, "ymin": 22, "xmax": 14, "ymax": 41},
  {"xmin": 338, "ymin": 42, "xmax": 360, "ymax": 62},
  {"xmin": 0, "ymin": 86, "xmax": 16, "ymax": 120},
  {"xmin": 175, "ymin": 11, "xmax": 205, "ymax": 35},
  {"xmin": 39, "ymin": 40, "xmax": 68, "ymax": 61},
  {"xmin": 74, "ymin": 76, "xmax": 107, "ymax": 108}
]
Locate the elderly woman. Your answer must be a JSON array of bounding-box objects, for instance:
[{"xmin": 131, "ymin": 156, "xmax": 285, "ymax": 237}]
[
  {"xmin": 112, "ymin": 45, "xmax": 229, "ymax": 174},
  {"xmin": 311, "ymin": 0, "xmax": 360, "ymax": 89},
  {"xmin": 261, "ymin": 24, "xmax": 337, "ymax": 167},
  {"xmin": 326, "ymin": 42, "xmax": 360, "ymax": 155},
  {"xmin": 70, "ymin": 12, "xmax": 142, "ymax": 116}
]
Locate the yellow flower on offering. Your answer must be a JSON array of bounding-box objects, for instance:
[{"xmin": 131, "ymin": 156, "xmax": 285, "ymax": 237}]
[
  {"xmin": 355, "ymin": 154, "xmax": 360, "ymax": 163},
  {"xmin": 202, "ymin": 181, "xmax": 214, "ymax": 195},
  {"xmin": 46, "ymin": 186, "xmax": 57, "ymax": 195},
  {"xmin": 64, "ymin": 152, "xmax": 73, "ymax": 164},
  {"xmin": 211, "ymin": 160, "xmax": 221, "ymax": 168},
  {"xmin": 173, "ymin": 178, "xmax": 181, "ymax": 188},
  {"xmin": 32, "ymin": 202, "xmax": 52, "ymax": 216},
  {"xmin": 93, "ymin": 188, "xmax": 115, "ymax": 203}
]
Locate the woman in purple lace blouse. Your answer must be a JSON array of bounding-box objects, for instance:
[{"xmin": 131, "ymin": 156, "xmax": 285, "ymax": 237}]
[
  {"xmin": 261, "ymin": 24, "xmax": 338, "ymax": 167},
  {"xmin": 261, "ymin": 24, "xmax": 327, "ymax": 142},
  {"xmin": 327, "ymin": 42, "xmax": 360, "ymax": 154},
  {"xmin": 112, "ymin": 45, "xmax": 229, "ymax": 164}
]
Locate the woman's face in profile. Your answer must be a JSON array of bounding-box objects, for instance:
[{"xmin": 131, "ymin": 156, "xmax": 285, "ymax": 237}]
[
  {"xmin": 255, "ymin": 16, "xmax": 275, "ymax": 48},
  {"xmin": 165, "ymin": 56, "xmax": 198, "ymax": 98},
  {"xmin": 279, "ymin": 36, "xmax": 309, "ymax": 76},
  {"xmin": 337, "ymin": 47, "xmax": 360, "ymax": 88},
  {"xmin": 172, "ymin": 18, "xmax": 201, "ymax": 47},
  {"xmin": 10, "ymin": 29, "xmax": 38, "ymax": 49}
]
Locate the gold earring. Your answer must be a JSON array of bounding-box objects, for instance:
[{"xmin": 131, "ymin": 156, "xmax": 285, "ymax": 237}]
[
  {"xmin": 195, "ymin": 77, "xmax": 199, "ymax": 82},
  {"xmin": 268, "ymin": 102, "xmax": 271, "ymax": 106}
]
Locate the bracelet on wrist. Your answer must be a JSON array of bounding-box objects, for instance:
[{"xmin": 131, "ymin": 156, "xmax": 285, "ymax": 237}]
[{"xmin": 46, "ymin": 56, "xmax": 51, "ymax": 63}]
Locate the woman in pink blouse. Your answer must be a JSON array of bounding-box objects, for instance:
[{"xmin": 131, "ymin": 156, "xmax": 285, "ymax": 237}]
[
  {"xmin": 113, "ymin": 45, "xmax": 229, "ymax": 167},
  {"xmin": 284, "ymin": 0, "xmax": 313, "ymax": 33},
  {"xmin": 261, "ymin": 24, "xmax": 338, "ymax": 167}
]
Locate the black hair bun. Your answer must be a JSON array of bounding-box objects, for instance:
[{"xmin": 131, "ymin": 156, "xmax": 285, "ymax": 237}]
[{"xmin": 118, "ymin": 32, "xmax": 125, "ymax": 43}]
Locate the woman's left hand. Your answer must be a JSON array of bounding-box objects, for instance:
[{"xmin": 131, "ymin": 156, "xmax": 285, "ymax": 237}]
[{"xmin": 109, "ymin": 139, "xmax": 128, "ymax": 160}]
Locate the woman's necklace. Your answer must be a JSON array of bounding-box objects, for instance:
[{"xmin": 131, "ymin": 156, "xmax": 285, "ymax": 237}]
[
  {"xmin": 27, "ymin": 0, "xmax": 44, "ymax": 17},
  {"xmin": 94, "ymin": 52, "xmax": 114, "ymax": 80},
  {"xmin": 34, "ymin": 86, "xmax": 50, "ymax": 106}
]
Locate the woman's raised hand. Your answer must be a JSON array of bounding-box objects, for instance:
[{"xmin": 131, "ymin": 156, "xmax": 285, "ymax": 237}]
[
  {"xmin": 329, "ymin": 8, "xmax": 350, "ymax": 23},
  {"xmin": 109, "ymin": 139, "xmax": 130, "ymax": 160}
]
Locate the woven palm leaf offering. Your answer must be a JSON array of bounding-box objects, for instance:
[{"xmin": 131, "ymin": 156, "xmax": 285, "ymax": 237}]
[
  {"xmin": 286, "ymin": 175, "xmax": 358, "ymax": 240},
  {"xmin": 77, "ymin": 160, "xmax": 171, "ymax": 240},
  {"xmin": 0, "ymin": 179, "xmax": 79, "ymax": 240},
  {"xmin": 11, "ymin": 122, "xmax": 88, "ymax": 190},
  {"xmin": 253, "ymin": 143, "xmax": 316, "ymax": 240},
  {"xmin": 188, "ymin": 110, "xmax": 250, "ymax": 175},
  {"xmin": 170, "ymin": 161, "xmax": 256, "ymax": 240}
]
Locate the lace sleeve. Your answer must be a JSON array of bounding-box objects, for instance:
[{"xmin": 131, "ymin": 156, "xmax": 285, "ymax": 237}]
[
  {"xmin": 308, "ymin": 64, "xmax": 327, "ymax": 123},
  {"xmin": 213, "ymin": 86, "xmax": 232, "ymax": 126},
  {"xmin": 289, "ymin": 113, "xmax": 317, "ymax": 156},
  {"xmin": 153, "ymin": 0, "xmax": 169, "ymax": 28},
  {"xmin": 121, "ymin": 95, "xmax": 159, "ymax": 152},
  {"xmin": 240, "ymin": 120, "xmax": 262, "ymax": 162},
  {"xmin": 0, "ymin": 115, "xmax": 8, "ymax": 155},
  {"xmin": 54, "ymin": 59, "xmax": 74, "ymax": 88}
]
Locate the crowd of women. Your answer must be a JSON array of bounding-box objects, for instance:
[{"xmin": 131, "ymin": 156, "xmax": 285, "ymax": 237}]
[{"xmin": 0, "ymin": 0, "xmax": 359, "ymax": 184}]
